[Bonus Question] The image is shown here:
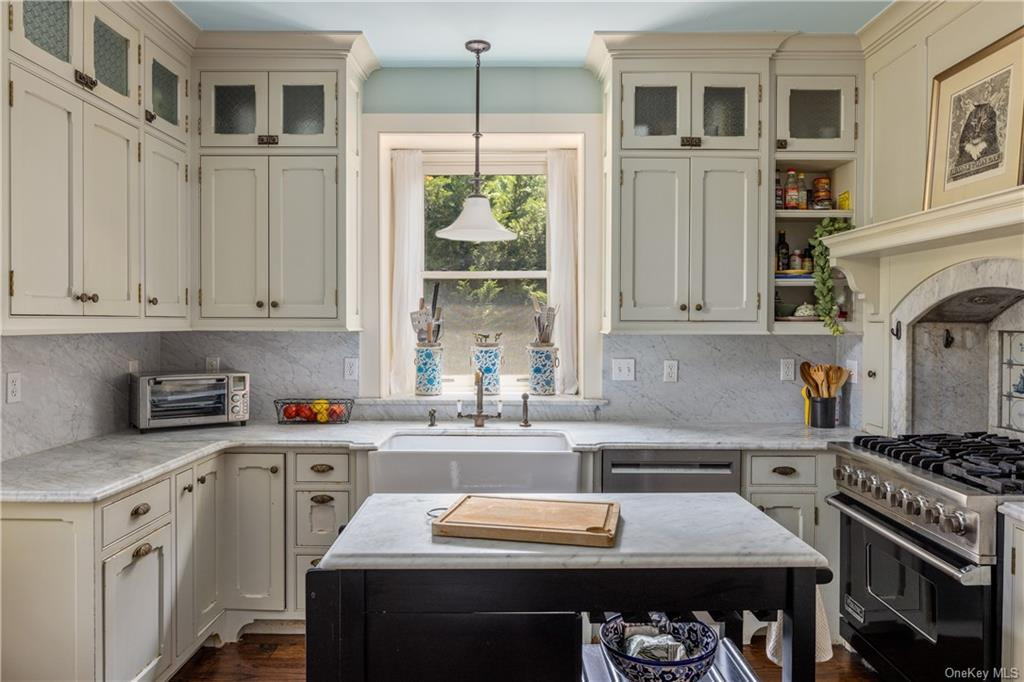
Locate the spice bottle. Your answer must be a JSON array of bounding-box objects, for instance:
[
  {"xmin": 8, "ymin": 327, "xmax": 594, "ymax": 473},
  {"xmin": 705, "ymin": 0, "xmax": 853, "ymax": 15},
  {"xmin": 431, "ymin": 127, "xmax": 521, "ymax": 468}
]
[
  {"xmin": 784, "ymin": 170, "xmax": 800, "ymax": 210},
  {"xmin": 797, "ymin": 172, "xmax": 808, "ymax": 210}
]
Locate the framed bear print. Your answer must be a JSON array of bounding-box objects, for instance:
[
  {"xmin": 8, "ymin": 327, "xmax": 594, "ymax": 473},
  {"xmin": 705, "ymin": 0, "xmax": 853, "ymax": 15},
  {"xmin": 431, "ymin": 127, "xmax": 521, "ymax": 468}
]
[{"xmin": 924, "ymin": 27, "xmax": 1024, "ymax": 209}]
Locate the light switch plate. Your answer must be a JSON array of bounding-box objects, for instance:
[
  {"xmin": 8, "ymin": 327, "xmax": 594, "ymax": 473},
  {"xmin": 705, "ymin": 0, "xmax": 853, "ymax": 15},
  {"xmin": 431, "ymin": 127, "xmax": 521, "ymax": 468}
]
[
  {"xmin": 847, "ymin": 360, "xmax": 859, "ymax": 384},
  {"xmin": 128, "ymin": 360, "xmax": 140, "ymax": 374},
  {"xmin": 780, "ymin": 358, "xmax": 795, "ymax": 382},
  {"xmin": 205, "ymin": 356, "xmax": 220, "ymax": 372},
  {"xmin": 6, "ymin": 373, "xmax": 21, "ymax": 404},
  {"xmin": 663, "ymin": 360, "xmax": 679, "ymax": 382},
  {"xmin": 344, "ymin": 357, "xmax": 359, "ymax": 381},
  {"xmin": 612, "ymin": 358, "xmax": 635, "ymax": 381}
]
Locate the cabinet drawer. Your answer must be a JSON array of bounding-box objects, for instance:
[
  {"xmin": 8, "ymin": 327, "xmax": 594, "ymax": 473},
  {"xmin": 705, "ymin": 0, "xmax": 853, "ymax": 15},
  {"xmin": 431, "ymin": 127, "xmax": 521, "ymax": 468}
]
[
  {"xmin": 296, "ymin": 491, "xmax": 350, "ymax": 546},
  {"xmin": 294, "ymin": 553, "xmax": 325, "ymax": 611},
  {"xmin": 295, "ymin": 453, "xmax": 350, "ymax": 483},
  {"xmin": 102, "ymin": 479, "xmax": 171, "ymax": 547},
  {"xmin": 749, "ymin": 456, "xmax": 816, "ymax": 486}
]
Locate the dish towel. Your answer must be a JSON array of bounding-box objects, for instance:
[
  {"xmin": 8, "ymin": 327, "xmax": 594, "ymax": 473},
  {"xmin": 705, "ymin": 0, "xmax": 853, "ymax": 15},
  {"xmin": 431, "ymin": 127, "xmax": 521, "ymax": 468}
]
[{"xmin": 765, "ymin": 586, "xmax": 833, "ymax": 665}]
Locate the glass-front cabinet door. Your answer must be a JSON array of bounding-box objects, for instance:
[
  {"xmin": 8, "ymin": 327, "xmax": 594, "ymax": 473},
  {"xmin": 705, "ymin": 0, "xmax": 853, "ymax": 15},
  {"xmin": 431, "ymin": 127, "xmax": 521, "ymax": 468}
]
[
  {"xmin": 145, "ymin": 39, "xmax": 188, "ymax": 144},
  {"xmin": 692, "ymin": 73, "xmax": 759, "ymax": 150},
  {"xmin": 268, "ymin": 72, "xmax": 337, "ymax": 147},
  {"xmin": 776, "ymin": 75, "xmax": 856, "ymax": 152},
  {"xmin": 10, "ymin": 0, "xmax": 83, "ymax": 82},
  {"xmin": 621, "ymin": 73, "xmax": 691, "ymax": 149},
  {"xmin": 83, "ymin": 2, "xmax": 139, "ymax": 115},
  {"xmin": 201, "ymin": 72, "xmax": 269, "ymax": 147}
]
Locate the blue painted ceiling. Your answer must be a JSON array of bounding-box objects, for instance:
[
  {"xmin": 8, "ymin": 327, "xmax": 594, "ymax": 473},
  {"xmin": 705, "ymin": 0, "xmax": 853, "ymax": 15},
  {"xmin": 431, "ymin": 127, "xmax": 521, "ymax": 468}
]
[{"xmin": 174, "ymin": 1, "xmax": 889, "ymax": 67}]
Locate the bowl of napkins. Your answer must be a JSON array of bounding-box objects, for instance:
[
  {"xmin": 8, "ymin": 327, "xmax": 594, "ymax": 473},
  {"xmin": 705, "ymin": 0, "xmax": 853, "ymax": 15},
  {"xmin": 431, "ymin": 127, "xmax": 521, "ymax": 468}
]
[{"xmin": 600, "ymin": 612, "xmax": 718, "ymax": 682}]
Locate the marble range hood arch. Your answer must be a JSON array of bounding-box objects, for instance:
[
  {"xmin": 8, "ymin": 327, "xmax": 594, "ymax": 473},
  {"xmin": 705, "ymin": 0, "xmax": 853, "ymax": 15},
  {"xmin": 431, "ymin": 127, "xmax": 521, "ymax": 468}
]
[{"xmin": 889, "ymin": 257, "xmax": 1024, "ymax": 434}]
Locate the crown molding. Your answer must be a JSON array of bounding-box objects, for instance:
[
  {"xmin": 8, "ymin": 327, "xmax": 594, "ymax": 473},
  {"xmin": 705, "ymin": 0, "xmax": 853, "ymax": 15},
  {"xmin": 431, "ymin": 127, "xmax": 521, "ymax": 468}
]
[
  {"xmin": 125, "ymin": 0, "xmax": 200, "ymax": 51},
  {"xmin": 775, "ymin": 33, "xmax": 864, "ymax": 60},
  {"xmin": 857, "ymin": 0, "xmax": 952, "ymax": 58},
  {"xmin": 195, "ymin": 32, "xmax": 380, "ymax": 78}
]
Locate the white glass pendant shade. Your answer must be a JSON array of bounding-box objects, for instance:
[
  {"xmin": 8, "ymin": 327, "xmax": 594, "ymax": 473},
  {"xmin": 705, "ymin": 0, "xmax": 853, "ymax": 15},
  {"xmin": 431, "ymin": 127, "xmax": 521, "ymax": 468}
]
[{"xmin": 436, "ymin": 194, "xmax": 516, "ymax": 242}]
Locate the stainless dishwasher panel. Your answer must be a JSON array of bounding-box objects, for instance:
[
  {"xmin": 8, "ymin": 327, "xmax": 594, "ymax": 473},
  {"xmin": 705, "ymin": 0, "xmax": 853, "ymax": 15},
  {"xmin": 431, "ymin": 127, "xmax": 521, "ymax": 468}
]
[{"xmin": 601, "ymin": 450, "xmax": 742, "ymax": 492}]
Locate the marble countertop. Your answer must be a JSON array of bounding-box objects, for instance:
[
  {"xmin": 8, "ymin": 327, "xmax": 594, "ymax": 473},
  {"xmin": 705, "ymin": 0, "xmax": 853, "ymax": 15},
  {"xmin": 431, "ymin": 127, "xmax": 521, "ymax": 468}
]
[
  {"xmin": 1000, "ymin": 503, "xmax": 1024, "ymax": 524},
  {"xmin": 319, "ymin": 492, "xmax": 828, "ymax": 570},
  {"xmin": 0, "ymin": 420, "xmax": 861, "ymax": 503}
]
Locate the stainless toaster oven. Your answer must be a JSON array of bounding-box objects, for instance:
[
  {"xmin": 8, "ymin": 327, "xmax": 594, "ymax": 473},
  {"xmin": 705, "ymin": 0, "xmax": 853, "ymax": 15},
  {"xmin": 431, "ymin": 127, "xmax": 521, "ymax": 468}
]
[{"xmin": 130, "ymin": 371, "xmax": 250, "ymax": 432}]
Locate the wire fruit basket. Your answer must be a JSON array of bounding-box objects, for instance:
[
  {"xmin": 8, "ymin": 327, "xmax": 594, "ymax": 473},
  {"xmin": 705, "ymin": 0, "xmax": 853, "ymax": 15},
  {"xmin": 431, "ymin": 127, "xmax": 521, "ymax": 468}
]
[{"xmin": 274, "ymin": 398, "xmax": 354, "ymax": 424}]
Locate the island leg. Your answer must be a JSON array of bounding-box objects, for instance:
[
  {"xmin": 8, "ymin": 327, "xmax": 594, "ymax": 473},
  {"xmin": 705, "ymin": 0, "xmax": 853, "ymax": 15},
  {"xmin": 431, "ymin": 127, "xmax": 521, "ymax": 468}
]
[{"xmin": 781, "ymin": 567, "xmax": 815, "ymax": 682}]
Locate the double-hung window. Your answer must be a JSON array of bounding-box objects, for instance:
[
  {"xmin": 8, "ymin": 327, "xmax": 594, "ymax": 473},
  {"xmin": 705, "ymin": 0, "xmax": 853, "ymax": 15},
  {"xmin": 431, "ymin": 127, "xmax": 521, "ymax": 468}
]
[{"xmin": 422, "ymin": 153, "xmax": 548, "ymax": 391}]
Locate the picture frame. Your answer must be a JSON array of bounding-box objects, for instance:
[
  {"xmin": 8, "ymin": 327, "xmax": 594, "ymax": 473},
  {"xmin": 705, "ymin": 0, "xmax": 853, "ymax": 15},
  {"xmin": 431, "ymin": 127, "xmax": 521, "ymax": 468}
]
[{"xmin": 924, "ymin": 27, "xmax": 1024, "ymax": 209}]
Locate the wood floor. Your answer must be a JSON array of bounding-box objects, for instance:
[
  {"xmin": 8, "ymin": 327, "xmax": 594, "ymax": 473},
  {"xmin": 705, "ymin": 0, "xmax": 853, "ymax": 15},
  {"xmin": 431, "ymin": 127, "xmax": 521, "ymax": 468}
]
[{"xmin": 171, "ymin": 633, "xmax": 881, "ymax": 681}]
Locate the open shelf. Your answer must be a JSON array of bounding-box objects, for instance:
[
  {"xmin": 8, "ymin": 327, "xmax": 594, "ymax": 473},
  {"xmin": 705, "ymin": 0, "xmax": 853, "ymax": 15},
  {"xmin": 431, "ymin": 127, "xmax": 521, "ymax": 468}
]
[
  {"xmin": 775, "ymin": 209, "xmax": 853, "ymax": 220},
  {"xmin": 772, "ymin": 320, "xmax": 860, "ymax": 335}
]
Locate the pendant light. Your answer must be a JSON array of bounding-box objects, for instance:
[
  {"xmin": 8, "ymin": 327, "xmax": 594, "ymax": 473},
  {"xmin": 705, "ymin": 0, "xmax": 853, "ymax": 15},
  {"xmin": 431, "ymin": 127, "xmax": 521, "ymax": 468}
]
[{"xmin": 435, "ymin": 40, "xmax": 516, "ymax": 242}]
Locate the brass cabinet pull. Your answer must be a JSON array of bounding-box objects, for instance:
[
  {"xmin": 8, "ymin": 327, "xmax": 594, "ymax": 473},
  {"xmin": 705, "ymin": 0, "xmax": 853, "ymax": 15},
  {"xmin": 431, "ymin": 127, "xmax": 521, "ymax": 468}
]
[
  {"xmin": 132, "ymin": 543, "xmax": 153, "ymax": 560},
  {"xmin": 145, "ymin": 110, "xmax": 156, "ymax": 123},
  {"xmin": 695, "ymin": 303, "xmax": 703, "ymax": 311},
  {"xmin": 182, "ymin": 483, "xmax": 194, "ymax": 493},
  {"xmin": 772, "ymin": 466, "xmax": 797, "ymax": 476},
  {"xmin": 310, "ymin": 558, "xmax": 321, "ymax": 567},
  {"xmin": 311, "ymin": 494, "xmax": 334, "ymax": 505},
  {"xmin": 269, "ymin": 465, "xmax": 279, "ymax": 474},
  {"xmin": 757, "ymin": 505, "xmax": 766, "ymax": 512},
  {"xmin": 679, "ymin": 304, "xmax": 687, "ymax": 311},
  {"xmin": 310, "ymin": 463, "xmax": 334, "ymax": 473},
  {"xmin": 130, "ymin": 502, "xmax": 151, "ymax": 517},
  {"xmin": 148, "ymin": 297, "xmax": 158, "ymax": 305},
  {"xmin": 74, "ymin": 69, "xmax": 97, "ymax": 90},
  {"xmin": 257, "ymin": 134, "xmax": 279, "ymax": 145},
  {"xmin": 197, "ymin": 474, "xmax": 207, "ymax": 484},
  {"xmin": 256, "ymin": 300, "xmax": 265, "ymax": 309},
  {"xmin": 270, "ymin": 300, "xmax": 279, "ymax": 308}
]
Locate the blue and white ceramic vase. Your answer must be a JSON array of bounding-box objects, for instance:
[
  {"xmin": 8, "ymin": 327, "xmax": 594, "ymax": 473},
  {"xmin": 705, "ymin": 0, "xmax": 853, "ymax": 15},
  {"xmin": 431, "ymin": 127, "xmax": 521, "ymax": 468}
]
[
  {"xmin": 414, "ymin": 345, "xmax": 444, "ymax": 396},
  {"xmin": 527, "ymin": 345, "xmax": 559, "ymax": 396},
  {"xmin": 470, "ymin": 345, "xmax": 503, "ymax": 395}
]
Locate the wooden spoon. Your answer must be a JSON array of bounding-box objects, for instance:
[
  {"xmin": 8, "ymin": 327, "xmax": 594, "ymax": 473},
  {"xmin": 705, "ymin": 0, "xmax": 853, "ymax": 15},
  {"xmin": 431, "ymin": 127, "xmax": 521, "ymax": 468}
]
[
  {"xmin": 799, "ymin": 361, "xmax": 820, "ymax": 398},
  {"xmin": 809, "ymin": 364, "xmax": 829, "ymax": 398},
  {"xmin": 829, "ymin": 366, "xmax": 850, "ymax": 397}
]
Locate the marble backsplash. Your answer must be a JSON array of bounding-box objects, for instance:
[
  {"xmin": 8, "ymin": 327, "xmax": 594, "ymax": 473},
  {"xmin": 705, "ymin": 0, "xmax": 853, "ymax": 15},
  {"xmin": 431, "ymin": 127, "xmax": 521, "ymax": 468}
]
[
  {"xmin": 2, "ymin": 334, "xmax": 161, "ymax": 460},
  {"xmin": 911, "ymin": 322, "xmax": 990, "ymax": 434}
]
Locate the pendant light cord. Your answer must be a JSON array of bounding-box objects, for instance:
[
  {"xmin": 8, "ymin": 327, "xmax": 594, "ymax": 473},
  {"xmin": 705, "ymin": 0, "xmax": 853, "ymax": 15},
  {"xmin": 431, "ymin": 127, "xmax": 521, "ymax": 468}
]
[{"xmin": 472, "ymin": 48, "xmax": 483, "ymax": 197}]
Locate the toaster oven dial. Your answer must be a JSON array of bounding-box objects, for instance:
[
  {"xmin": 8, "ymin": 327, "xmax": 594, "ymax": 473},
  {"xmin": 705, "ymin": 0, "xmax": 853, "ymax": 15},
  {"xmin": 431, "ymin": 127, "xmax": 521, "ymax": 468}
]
[
  {"xmin": 231, "ymin": 405, "xmax": 241, "ymax": 415},
  {"xmin": 939, "ymin": 511, "xmax": 967, "ymax": 536},
  {"xmin": 231, "ymin": 394, "xmax": 241, "ymax": 403}
]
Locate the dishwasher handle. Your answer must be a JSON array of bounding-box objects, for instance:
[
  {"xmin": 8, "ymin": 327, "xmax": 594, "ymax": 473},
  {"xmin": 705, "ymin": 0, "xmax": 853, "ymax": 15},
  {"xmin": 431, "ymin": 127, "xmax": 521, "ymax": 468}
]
[{"xmin": 609, "ymin": 462, "xmax": 734, "ymax": 475}]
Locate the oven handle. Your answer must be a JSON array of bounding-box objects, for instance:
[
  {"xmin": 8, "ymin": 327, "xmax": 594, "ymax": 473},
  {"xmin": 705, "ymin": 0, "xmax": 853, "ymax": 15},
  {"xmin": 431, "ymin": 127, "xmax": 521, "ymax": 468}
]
[{"xmin": 825, "ymin": 494, "xmax": 990, "ymax": 587}]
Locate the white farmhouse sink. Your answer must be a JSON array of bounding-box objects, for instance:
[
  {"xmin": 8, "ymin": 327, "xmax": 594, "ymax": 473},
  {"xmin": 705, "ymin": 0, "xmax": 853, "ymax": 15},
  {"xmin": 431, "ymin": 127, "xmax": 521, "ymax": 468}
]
[{"xmin": 369, "ymin": 431, "xmax": 579, "ymax": 494}]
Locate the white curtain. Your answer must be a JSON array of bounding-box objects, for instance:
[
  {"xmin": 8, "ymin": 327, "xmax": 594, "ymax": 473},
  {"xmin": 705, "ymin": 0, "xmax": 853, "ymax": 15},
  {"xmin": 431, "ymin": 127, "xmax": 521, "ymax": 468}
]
[
  {"xmin": 389, "ymin": 150, "xmax": 425, "ymax": 396},
  {"xmin": 547, "ymin": 149, "xmax": 579, "ymax": 395}
]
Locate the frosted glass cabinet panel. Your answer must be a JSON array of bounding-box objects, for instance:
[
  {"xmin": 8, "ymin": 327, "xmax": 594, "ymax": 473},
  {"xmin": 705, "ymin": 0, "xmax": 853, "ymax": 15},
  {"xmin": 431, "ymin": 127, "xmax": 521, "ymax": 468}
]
[
  {"xmin": 201, "ymin": 72, "xmax": 269, "ymax": 147},
  {"xmin": 692, "ymin": 74, "xmax": 759, "ymax": 150},
  {"xmin": 145, "ymin": 39, "xmax": 188, "ymax": 143},
  {"xmin": 10, "ymin": 0, "xmax": 83, "ymax": 83},
  {"xmin": 621, "ymin": 73, "xmax": 691, "ymax": 149},
  {"xmin": 269, "ymin": 72, "xmax": 337, "ymax": 147},
  {"xmin": 83, "ymin": 2, "xmax": 139, "ymax": 115},
  {"xmin": 777, "ymin": 75, "xmax": 856, "ymax": 152}
]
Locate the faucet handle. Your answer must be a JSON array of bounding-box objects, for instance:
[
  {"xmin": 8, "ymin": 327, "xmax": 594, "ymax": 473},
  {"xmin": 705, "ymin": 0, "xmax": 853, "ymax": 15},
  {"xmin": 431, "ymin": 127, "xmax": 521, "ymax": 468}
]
[
  {"xmin": 427, "ymin": 408, "xmax": 437, "ymax": 427},
  {"xmin": 520, "ymin": 393, "xmax": 532, "ymax": 428}
]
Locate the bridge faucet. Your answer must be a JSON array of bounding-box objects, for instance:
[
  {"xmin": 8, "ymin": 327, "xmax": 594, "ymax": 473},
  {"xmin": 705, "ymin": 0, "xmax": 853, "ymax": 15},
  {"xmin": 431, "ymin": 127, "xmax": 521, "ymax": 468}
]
[{"xmin": 457, "ymin": 371, "xmax": 501, "ymax": 427}]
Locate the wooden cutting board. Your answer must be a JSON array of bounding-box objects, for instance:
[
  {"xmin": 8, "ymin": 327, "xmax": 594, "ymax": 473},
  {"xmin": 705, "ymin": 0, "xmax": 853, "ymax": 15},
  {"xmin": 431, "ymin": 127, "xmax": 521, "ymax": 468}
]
[{"xmin": 431, "ymin": 495, "xmax": 620, "ymax": 548}]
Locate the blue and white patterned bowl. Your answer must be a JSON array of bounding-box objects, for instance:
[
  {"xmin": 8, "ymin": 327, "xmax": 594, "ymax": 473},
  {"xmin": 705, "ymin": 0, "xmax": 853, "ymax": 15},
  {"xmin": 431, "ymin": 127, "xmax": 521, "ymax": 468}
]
[{"xmin": 600, "ymin": 614, "xmax": 718, "ymax": 682}]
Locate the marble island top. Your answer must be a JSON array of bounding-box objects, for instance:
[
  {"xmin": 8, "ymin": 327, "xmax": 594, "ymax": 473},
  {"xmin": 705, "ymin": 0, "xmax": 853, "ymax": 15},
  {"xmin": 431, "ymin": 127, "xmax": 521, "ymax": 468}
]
[
  {"xmin": 319, "ymin": 492, "xmax": 829, "ymax": 570},
  {"xmin": 1, "ymin": 421, "xmax": 861, "ymax": 503}
]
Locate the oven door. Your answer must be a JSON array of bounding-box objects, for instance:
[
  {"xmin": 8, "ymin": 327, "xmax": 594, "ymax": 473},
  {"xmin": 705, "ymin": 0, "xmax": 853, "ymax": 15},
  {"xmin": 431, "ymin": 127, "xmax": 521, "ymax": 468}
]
[
  {"xmin": 145, "ymin": 376, "xmax": 230, "ymax": 428},
  {"xmin": 827, "ymin": 494, "xmax": 997, "ymax": 682}
]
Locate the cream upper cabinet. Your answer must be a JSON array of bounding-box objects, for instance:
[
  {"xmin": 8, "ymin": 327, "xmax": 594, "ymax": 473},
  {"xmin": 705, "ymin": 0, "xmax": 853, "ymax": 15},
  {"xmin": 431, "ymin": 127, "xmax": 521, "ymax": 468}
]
[
  {"xmin": 688, "ymin": 158, "xmax": 759, "ymax": 321},
  {"xmin": 103, "ymin": 523, "xmax": 173, "ymax": 682},
  {"xmin": 620, "ymin": 158, "xmax": 690, "ymax": 321},
  {"xmin": 776, "ymin": 75, "xmax": 856, "ymax": 152},
  {"xmin": 194, "ymin": 458, "xmax": 223, "ymax": 634},
  {"xmin": 144, "ymin": 135, "xmax": 189, "ymax": 318},
  {"xmin": 9, "ymin": 0, "xmax": 84, "ymax": 83},
  {"xmin": 622, "ymin": 73, "xmax": 691, "ymax": 149},
  {"xmin": 269, "ymin": 72, "xmax": 337, "ymax": 147},
  {"xmin": 82, "ymin": 2, "xmax": 139, "ymax": 115},
  {"xmin": 200, "ymin": 156, "xmax": 270, "ymax": 317},
  {"xmin": 692, "ymin": 73, "xmax": 760, "ymax": 150},
  {"xmin": 221, "ymin": 453, "xmax": 285, "ymax": 611},
  {"xmin": 82, "ymin": 104, "xmax": 140, "ymax": 316},
  {"xmin": 860, "ymin": 321, "xmax": 889, "ymax": 434},
  {"xmin": 174, "ymin": 470, "xmax": 196, "ymax": 657},
  {"xmin": 268, "ymin": 156, "xmax": 338, "ymax": 318},
  {"xmin": 9, "ymin": 67, "xmax": 83, "ymax": 316},
  {"xmin": 201, "ymin": 71, "xmax": 269, "ymax": 147},
  {"xmin": 145, "ymin": 38, "xmax": 189, "ymax": 144}
]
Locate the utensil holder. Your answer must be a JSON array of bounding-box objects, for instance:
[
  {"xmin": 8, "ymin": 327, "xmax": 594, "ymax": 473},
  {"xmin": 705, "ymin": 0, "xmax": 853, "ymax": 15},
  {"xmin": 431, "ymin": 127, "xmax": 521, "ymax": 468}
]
[
  {"xmin": 527, "ymin": 345, "xmax": 559, "ymax": 396},
  {"xmin": 810, "ymin": 397, "xmax": 837, "ymax": 428},
  {"xmin": 471, "ymin": 345, "xmax": 503, "ymax": 395},
  {"xmin": 415, "ymin": 345, "xmax": 444, "ymax": 396}
]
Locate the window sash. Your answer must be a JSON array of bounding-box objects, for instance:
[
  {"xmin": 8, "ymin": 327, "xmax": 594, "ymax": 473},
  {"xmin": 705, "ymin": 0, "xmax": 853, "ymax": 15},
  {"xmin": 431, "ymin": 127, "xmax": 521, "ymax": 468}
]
[{"xmin": 423, "ymin": 270, "xmax": 548, "ymax": 280}]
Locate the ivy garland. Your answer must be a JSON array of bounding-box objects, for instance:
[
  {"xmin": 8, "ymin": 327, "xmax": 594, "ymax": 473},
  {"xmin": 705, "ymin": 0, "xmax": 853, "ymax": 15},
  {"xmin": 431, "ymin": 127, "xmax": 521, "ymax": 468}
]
[{"xmin": 809, "ymin": 217, "xmax": 855, "ymax": 335}]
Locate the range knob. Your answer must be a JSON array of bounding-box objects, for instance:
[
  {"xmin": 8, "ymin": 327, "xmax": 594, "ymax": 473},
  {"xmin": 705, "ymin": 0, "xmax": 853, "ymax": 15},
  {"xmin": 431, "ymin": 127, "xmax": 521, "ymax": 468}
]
[
  {"xmin": 833, "ymin": 464, "xmax": 852, "ymax": 483},
  {"xmin": 904, "ymin": 496, "xmax": 923, "ymax": 516},
  {"xmin": 872, "ymin": 481, "xmax": 892, "ymax": 501},
  {"xmin": 846, "ymin": 468, "xmax": 863, "ymax": 486},
  {"xmin": 888, "ymin": 487, "xmax": 907, "ymax": 508},
  {"xmin": 939, "ymin": 511, "xmax": 967, "ymax": 536},
  {"xmin": 923, "ymin": 503, "xmax": 945, "ymax": 525},
  {"xmin": 859, "ymin": 473, "xmax": 876, "ymax": 493}
]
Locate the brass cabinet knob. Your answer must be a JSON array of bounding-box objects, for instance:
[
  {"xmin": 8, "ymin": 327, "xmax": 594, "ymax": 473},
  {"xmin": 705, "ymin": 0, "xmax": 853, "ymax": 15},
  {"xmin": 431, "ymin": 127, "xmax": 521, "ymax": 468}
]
[
  {"xmin": 76, "ymin": 292, "xmax": 90, "ymax": 302},
  {"xmin": 132, "ymin": 543, "xmax": 153, "ymax": 560},
  {"xmin": 310, "ymin": 558, "xmax": 321, "ymax": 567},
  {"xmin": 256, "ymin": 300, "xmax": 265, "ymax": 308},
  {"xmin": 183, "ymin": 483, "xmax": 193, "ymax": 493},
  {"xmin": 148, "ymin": 297, "xmax": 158, "ymax": 305},
  {"xmin": 867, "ymin": 370, "xmax": 877, "ymax": 379},
  {"xmin": 269, "ymin": 465, "xmax": 279, "ymax": 474},
  {"xmin": 130, "ymin": 502, "xmax": 151, "ymax": 517},
  {"xmin": 679, "ymin": 304, "xmax": 687, "ymax": 311},
  {"xmin": 197, "ymin": 474, "xmax": 207, "ymax": 484},
  {"xmin": 310, "ymin": 463, "xmax": 334, "ymax": 473},
  {"xmin": 311, "ymin": 494, "xmax": 334, "ymax": 505},
  {"xmin": 270, "ymin": 300, "xmax": 279, "ymax": 308},
  {"xmin": 695, "ymin": 303, "xmax": 703, "ymax": 311}
]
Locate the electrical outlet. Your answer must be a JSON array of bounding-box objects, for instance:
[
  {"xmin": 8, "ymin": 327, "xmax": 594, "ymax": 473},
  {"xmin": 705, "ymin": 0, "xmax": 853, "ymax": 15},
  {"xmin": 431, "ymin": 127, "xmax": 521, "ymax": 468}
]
[
  {"xmin": 780, "ymin": 358, "xmax": 795, "ymax": 382},
  {"xmin": 611, "ymin": 358, "xmax": 635, "ymax": 381},
  {"xmin": 344, "ymin": 357, "xmax": 359, "ymax": 381},
  {"xmin": 127, "ymin": 360, "xmax": 140, "ymax": 374},
  {"xmin": 6, "ymin": 373, "xmax": 21, "ymax": 404},
  {"xmin": 663, "ymin": 360, "xmax": 678, "ymax": 382},
  {"xmin": 205, "ymin": 356, "xmax": 220, "ymax": 372},
  {"xmin": 847, "ymin": 360, "xmax": 859, "ymax": 384}
]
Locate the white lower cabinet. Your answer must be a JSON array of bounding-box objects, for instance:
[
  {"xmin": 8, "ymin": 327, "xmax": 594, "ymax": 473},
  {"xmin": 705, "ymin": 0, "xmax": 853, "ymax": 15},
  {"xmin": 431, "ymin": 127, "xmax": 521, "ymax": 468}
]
[
  {"xmin": 222, "ymin": 452, "xmax": 286, "ymax": 610},
  {"xmin": 294, "ymin": 554, "xmax": 324, "ymax": 612},
  {"xmin": 749, "ymin": 492, "xmax": 815, "ymax": 545},
  {"xmin": 296, "ymin": 490, "xmax": 350, "ymax": 546},
  {"xmin": 103, "ymin": 523, "xmax": 173, "ymax": 682},
  {"xmin": 1004, "ymin": 515, "xmax": 1024, "ymax": 670},
  {"xmin": 174, "ymin": 470, "xmax": 196, "ymax": 656},
  {"xmin": 195, "ymin": 458, "xmax": 223, "ymax": 633}
]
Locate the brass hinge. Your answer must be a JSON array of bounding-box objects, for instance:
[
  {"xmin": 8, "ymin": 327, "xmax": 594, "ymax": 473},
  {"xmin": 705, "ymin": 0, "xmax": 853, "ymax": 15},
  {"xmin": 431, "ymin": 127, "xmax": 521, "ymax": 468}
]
[
  {"xmin": 185, "ymin": 114, "xmax": 189, "ymax": 133},
  {"xmin": 198, "ymin": 166, "xmax": 202, "ymax": 184},
  {"xmin": 618, "ymin": 291, "xmax": 623, "ymax": 308},
  {"xmin": 334, "ymin": 116, "xmax": 338, "ymax": 136},
  {"xmin": 855, "ymin": 122, "xmax": 859, "ymax": 140},
  {"xmin": 137, "ymin": 283, "xmax": 142, "ymax": 303},
  {"xmin": 335, "ymin": 161, "xmax": 339, "ymax": 184},
  {"xmin": 198, "ymin": 82, "xmax": 201, "ymax": 100},
  {"xmin": 185, "ymin": 287, "xmax": 189, "ymax": 306},
  {"xmin": 619, "ymin": 168, "xmax": 623, "ymax": 186},
  {"xmin": 138, "ymin": 141, "xmax": 142, "ymax": 162},
  {"xmin": 198, "ymin": 288, "xmax": 203, "ymax": 306},
  {"xmin": 137, "ymin": 44, "xmax": 142, "ymax": 65},
  {"xmin": 757, "ymin": 169, "xmax": 762, "ymax": 186},
  {"xmin": 7, "ymin": 80, "xmax": 12, "ymax": 107},
  {"xmin": 197, "ymin": 117, "xmax": 201, "ymax": 135},
  {"xmin": 8, "ymin": 270, "xmax": 14, "ymax": 296},
  {"xmin": 757, "ymin": 84, "xmax": 762, "ymax": 103},
  {"xmin": 814, "ymin": 506, "xmax": 819, "ymax": 526},
  {"xmin": 7, "ymin": 4, "xmax": 13, "ymax": 31},
  {"xmin": 137, "ymin": 84, "xmax": 141, "ymax": 106},
  {"xmin": 185, "ymin": 164, "xmax": 189, "ymax": 183},
  {"xmin": 620, "ymin": 119, "xmax": 623, "ymax": 138},
  {"xmin": 855, "ymin": 86, "xmax": 859, "ymax": 105},
  {"xmin": 757, "ymin": 292, "xmax": 762, "ymax": 310},
  {"xmin": 758, "ymin": 120, "xmax": 762, "ymax": 138},
  {"xmin": 335, "ymin": 288, "xmax": 338, "ymax": 306},
  {"xmin": 185, "ymin": 79, "xmax": 189, "ymax": 98},
  {"xmin": 1012, "ymin": 546, "xmax": 1017, "ymax": 575}
]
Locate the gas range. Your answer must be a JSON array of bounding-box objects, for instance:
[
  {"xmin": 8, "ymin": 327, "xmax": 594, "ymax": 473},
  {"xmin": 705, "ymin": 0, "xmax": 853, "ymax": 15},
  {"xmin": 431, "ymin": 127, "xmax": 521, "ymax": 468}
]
[{"xmin": 830, "ymin": 432, "xmax": 1024, "ymax": 565}]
